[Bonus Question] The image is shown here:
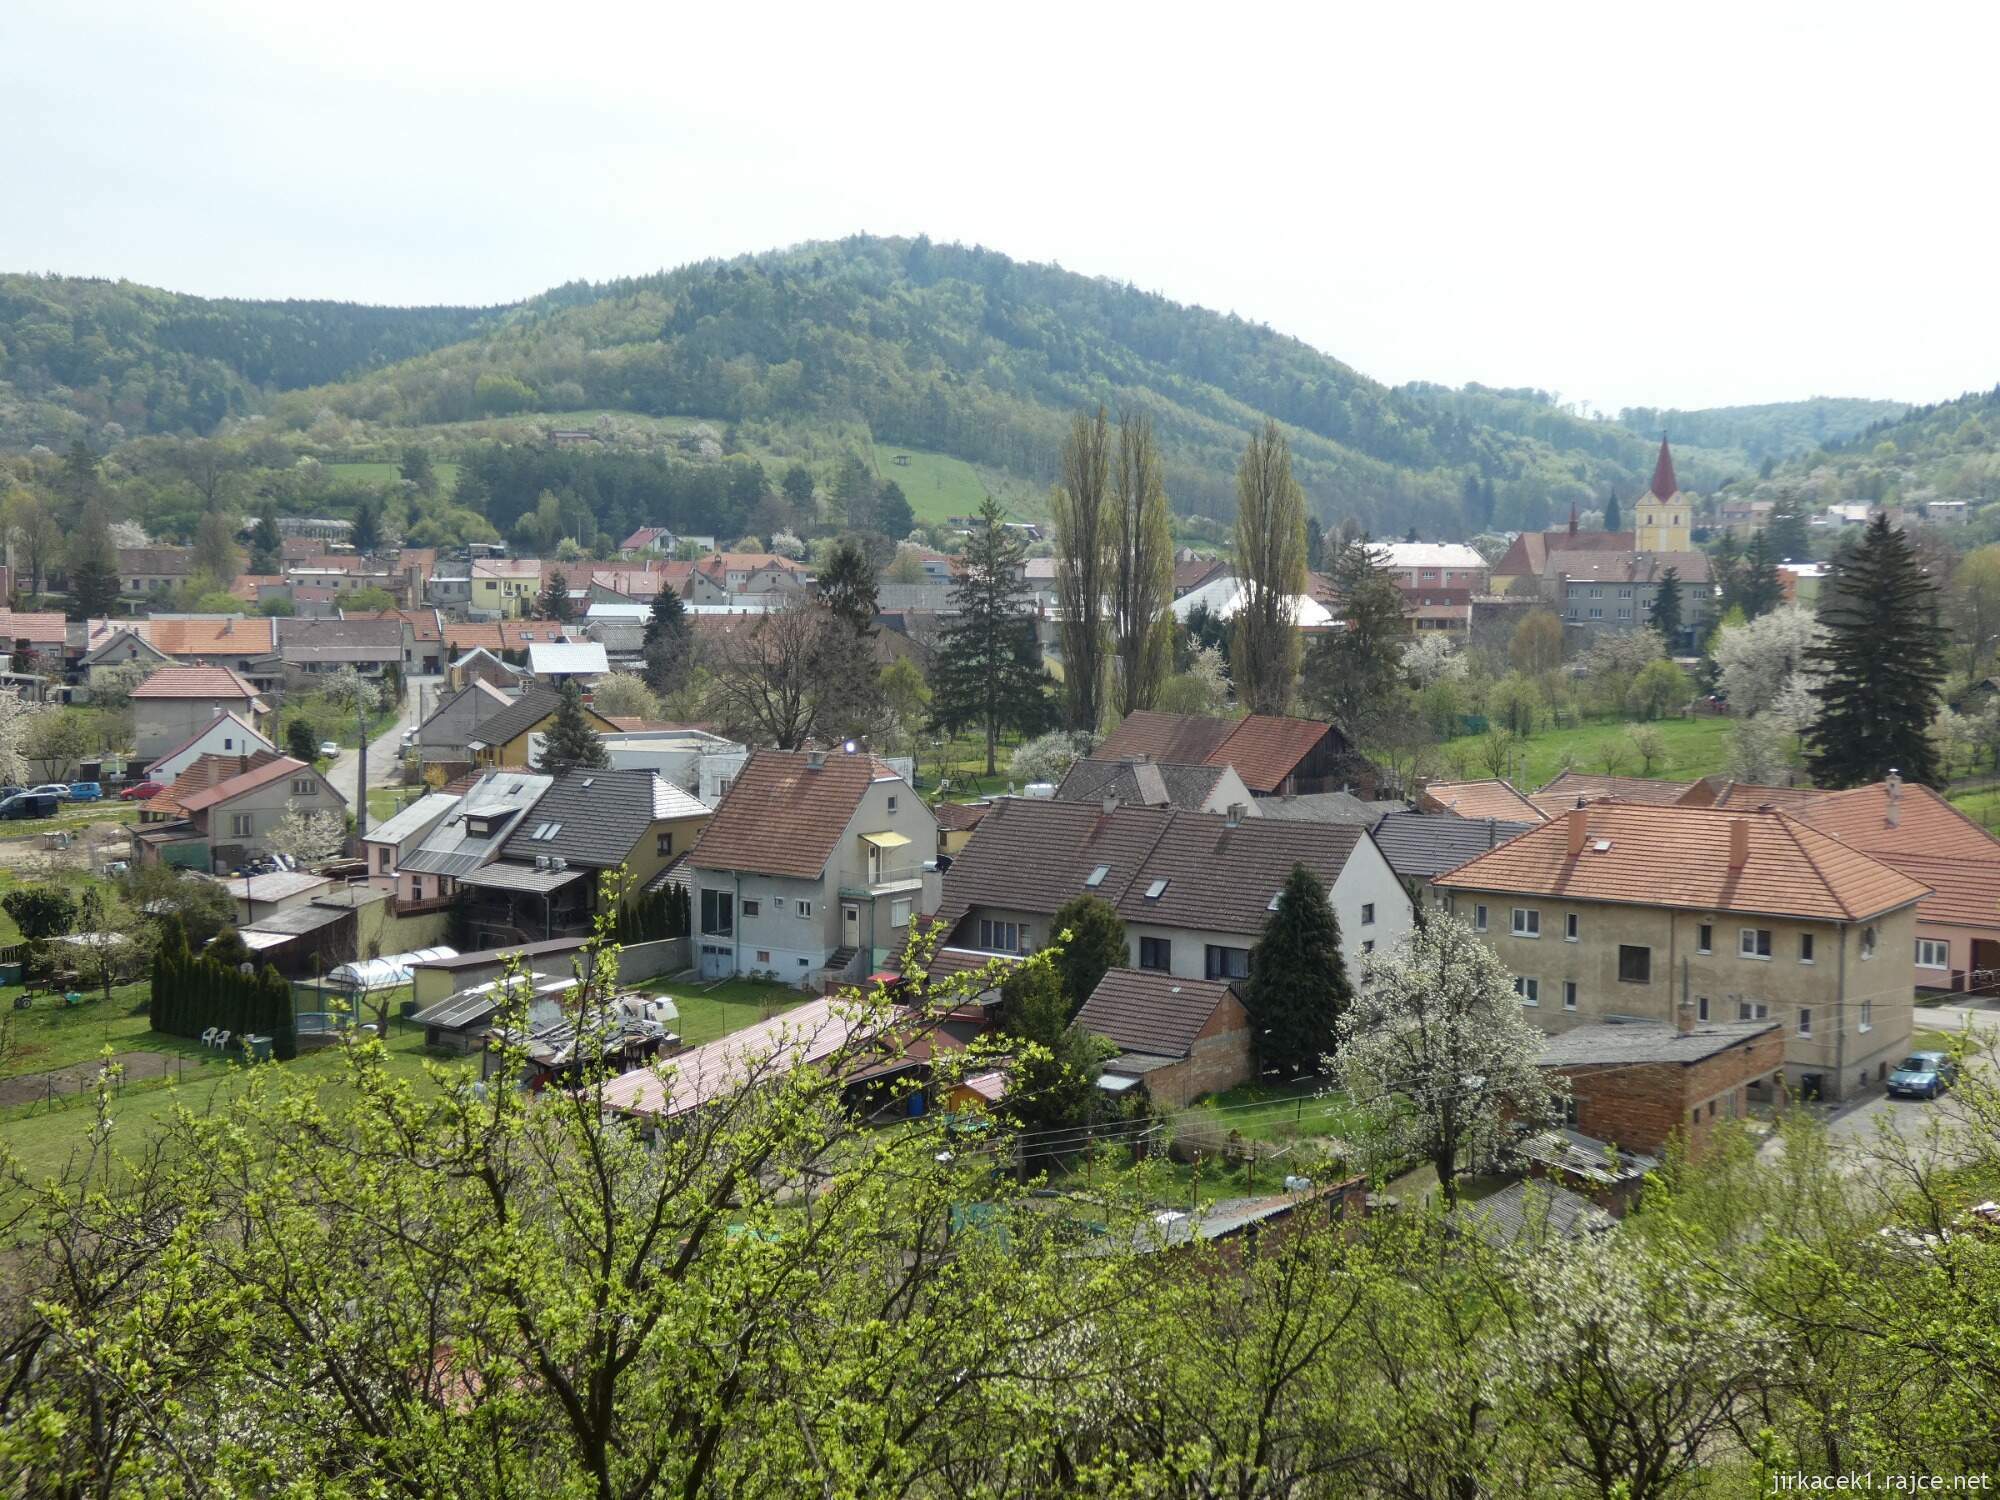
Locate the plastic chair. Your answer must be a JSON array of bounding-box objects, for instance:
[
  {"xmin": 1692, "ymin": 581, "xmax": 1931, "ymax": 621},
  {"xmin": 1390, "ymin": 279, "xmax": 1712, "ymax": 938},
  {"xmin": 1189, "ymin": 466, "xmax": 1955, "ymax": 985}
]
[
  {"xmin": 200, "ymin": 1027, "xmax": 218, "ymax": 1047},
  {"xmin": 213, "ymin": 1031, "xmax": 231, "ymax": 1051}
]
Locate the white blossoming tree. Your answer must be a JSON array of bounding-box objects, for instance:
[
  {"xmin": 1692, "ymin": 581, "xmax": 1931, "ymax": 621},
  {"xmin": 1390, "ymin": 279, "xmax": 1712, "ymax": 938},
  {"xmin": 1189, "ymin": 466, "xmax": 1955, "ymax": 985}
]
[
  {"xmin": 0, "ymin": 689, "xmax": 42, "ymax": 786},
  {"xmin": 1714, "ymin": 604, "xmax": 1825, "ymax": 716},
  {"xmin": 1334, "ymin": 915, "xmax": 1564, "ymax": 1205},
  {"xmin": 265, "ymin": 800, "xmax": 348, "ymax": 868},
  {"xmin": 1494, "ymin": 1231, "xmax": 1779, "ymax": 1497}
]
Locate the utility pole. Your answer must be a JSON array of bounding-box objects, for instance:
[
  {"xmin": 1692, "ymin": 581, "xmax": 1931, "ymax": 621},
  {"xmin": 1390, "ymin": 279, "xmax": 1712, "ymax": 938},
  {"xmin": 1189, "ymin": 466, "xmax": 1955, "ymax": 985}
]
[{"xmin": 354, "ymin": 696, "xmax": 368, "ymax": 847}]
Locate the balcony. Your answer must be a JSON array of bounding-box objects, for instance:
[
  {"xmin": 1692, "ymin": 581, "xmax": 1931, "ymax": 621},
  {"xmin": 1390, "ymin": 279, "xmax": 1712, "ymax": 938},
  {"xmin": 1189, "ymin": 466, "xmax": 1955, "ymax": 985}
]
[{"xmin": 840, "ymin": 861, "xmax": 927, "ymax": 898}]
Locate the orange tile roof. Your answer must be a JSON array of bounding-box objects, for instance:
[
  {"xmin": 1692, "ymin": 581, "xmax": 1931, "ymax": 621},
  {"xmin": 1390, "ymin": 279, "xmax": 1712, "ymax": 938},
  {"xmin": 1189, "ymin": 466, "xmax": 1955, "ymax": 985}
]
[
  {"xmin": 1676, "ymin": 777, "xmax": 1831, "ymax": 815},
  {"xmin": 1793, "ymin": 780, "xmax": 2000, "ymax": 863},
  {"xmin": 1213, "ymin": 715, "xmax": 1338, "ymax": 795},
  {"xmin": 691, "ymin": 748, "xmax": 911, "ymax": 880},
  {"xmin": 1528, "ymin": 770, "xmax": 1695, "ymax": 819},
  {"xmin": 1871, "ymin": 853, "xmax": 2000, "ymax": 930},
  {"xmin": 145, "ymin": 751, "xmax": 282, "ymax": 816},
  {"xmin": 1435, "ymin": 802, "xmax": 1930, "ymax": 923},
  {"xmin": 147, "ymin": 618, "xmax": 277, "ymax": 658},
  {"xmin": 1419, "ymin": 779, "xmax": 1549, "ymax": 824},
  {"xmin": 0, "ymin": 610, "xmax": 68, "ymax": 644},
  {"xmin": 1094, "ymin": 710, "xmax": 1346, "ymax": 796},
  {"xmin": 128, "ymin": 665, "xmax": 263, "ymax": 700},
  {"xmin": 178, "ymin": 756, "xmax": 334, "ymax": 814}
]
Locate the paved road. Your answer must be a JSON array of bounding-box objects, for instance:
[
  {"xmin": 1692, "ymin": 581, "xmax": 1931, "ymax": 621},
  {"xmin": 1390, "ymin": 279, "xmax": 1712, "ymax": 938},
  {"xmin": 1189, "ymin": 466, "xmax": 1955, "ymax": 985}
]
[{"xmin": 323, "ymin": 676, "xmax": 437, "ymax": 830}]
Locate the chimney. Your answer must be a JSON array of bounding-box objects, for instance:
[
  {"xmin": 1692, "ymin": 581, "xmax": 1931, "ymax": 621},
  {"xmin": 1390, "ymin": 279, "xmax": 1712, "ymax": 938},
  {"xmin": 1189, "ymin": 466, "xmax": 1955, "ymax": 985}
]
[
  {"xmin": 1102, "ymin": 792, "xmax": 1118, "ymax": 817},
  {"xmin": 805, "ymin": 749, "xmax": 826, "ymax": 770},
  {"xmin": 1676, "ymin": 993, "xmax": 1696, "ymax": 1035},
  {"xmin": 1225, "ymin": 802, "xmax": 1245, "ymax": 829},
  {"xmin": 1566, "ymin": 806, "xmax": 1587, "ymax": 858},
  {"xmin": 1728, "ymin": 818, "xmax": 1749, "ymax": 870},
  {"xmin": 1885, "ymin": 769, "xmax": 1902, "ymax": 827},
  {"xmin": 1487, "ymin": 816, "xmax": 1498, "ymax": 849}
]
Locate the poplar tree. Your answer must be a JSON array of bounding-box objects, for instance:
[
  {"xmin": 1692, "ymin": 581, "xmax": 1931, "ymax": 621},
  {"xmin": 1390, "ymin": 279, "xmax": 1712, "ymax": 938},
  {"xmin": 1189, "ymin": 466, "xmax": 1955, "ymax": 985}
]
[
  {"xmin": 1109, "ymin": 411, "xmax": 1175, "ymax": 716},
  {"xmin": 1231, "ymin": 421, "xmax": 1307, "ymax": 715},
  {"xmin": 929, "ymin": 498, "xmax": 1050, "ymax": 775},
  {"xmin": 1051, "ymin": 406, "xmax": 1113, "ymax": 733},
  {"xmin": 1806, "ymin": 515, "xmax": 1947, "ymax": 788}
]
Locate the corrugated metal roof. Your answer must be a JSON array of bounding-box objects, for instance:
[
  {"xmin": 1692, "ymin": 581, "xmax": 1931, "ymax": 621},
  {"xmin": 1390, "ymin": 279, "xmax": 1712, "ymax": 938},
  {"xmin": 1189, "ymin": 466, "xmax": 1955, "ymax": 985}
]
[{"xmin": 400, "ymin": 771, "xmax": 553, "ymax": 878}]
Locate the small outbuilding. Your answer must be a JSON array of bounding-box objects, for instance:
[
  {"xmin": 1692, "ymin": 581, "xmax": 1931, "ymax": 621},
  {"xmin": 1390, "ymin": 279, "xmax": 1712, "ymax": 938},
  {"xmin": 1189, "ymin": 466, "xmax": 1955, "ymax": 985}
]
[{"xmin": 1074, "ymin": 968, "xmax": 1252, "ymax": 1110}]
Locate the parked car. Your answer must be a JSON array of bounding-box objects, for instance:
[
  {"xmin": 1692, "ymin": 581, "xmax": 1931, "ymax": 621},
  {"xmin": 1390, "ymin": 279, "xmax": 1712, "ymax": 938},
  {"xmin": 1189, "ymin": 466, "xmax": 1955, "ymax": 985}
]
[
  {"xmin": 1887, "ymin": 1051, "xmax": 1959, "ymax": 1100},
  {"xmin": 26, "ymin": 784, "xmax": 70, "ymax": 800},
  {"xmin": 67, "ymin": 782, "xmax": 102, "ymax": 801},
  {"xmin": 119, "ymin": 781, "xmax": 163, "ymax": 801},
  {"xmin": 0, "ymin": 786, "xmax": 22, "ymax": 803},
  {"xmin": 318, "ymin": 741, "xmax": 340, "ymax": 758},
  {"xmin": 0, "ymin": 792, "xmax": 59, "ymax": 820}
]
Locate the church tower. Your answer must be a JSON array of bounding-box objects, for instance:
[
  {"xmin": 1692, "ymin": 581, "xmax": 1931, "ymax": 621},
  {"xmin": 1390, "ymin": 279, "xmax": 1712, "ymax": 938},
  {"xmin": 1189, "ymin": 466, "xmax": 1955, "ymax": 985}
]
[{"xmin": 1633, "ymin": 436, "xmax": 1691, "ymax": 552}]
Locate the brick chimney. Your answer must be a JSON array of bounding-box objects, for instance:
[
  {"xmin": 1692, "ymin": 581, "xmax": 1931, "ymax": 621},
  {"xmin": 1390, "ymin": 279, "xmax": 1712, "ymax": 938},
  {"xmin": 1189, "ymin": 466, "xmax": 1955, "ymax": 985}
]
[
  {"xmin": 1885, "ymin": 769, "xmax": 1902, "ymax": 828},
  {"xmin": 1224, "ymin": 802, "xmax": 1245, "ymax": 829},
  {"xmin": 1728, "ymin": 818, "xmax": 1749, "ymax": 871},
  {"xmin": 1566, "ymin": 806, "xmax": 1587, "ymax": 858},
  {"xmin": 1677, "ymin": 993, "xmax": 1696, "ymax": 1034}
]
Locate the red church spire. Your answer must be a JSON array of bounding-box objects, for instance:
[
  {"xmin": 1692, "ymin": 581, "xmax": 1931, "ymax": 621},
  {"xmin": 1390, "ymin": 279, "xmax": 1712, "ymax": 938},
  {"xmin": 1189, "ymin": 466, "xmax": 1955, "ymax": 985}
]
[{"xmin": 1649, "ymin": 435, "xmax": 1678, "ymax": 500}]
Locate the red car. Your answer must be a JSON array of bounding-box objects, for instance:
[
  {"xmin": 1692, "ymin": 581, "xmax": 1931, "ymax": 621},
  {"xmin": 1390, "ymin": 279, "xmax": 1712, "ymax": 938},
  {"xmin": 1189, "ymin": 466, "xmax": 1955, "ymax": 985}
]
[{"xmin": 119, "ymin": 781, "xmax": 163, "ymax": 801}]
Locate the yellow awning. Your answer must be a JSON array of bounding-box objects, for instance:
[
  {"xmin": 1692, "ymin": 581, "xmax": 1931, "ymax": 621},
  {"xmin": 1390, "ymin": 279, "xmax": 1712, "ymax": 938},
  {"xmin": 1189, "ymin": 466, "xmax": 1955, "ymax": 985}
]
[{"xmin": 861, "ymin": 831, "xmax": 911, "ymax": 850}]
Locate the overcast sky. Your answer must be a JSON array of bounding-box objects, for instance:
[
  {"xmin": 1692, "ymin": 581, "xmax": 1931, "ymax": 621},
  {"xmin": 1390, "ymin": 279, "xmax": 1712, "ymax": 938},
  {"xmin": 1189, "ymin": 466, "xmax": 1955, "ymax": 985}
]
[{"xmin": 5, "ymin": 1, "xmax": 1993, "ymax": 414}]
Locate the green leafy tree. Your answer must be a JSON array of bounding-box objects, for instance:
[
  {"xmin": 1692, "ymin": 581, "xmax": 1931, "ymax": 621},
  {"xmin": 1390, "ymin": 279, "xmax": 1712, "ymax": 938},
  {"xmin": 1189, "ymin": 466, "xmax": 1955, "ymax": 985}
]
[
  {"xmin": 2, "ymin": 885, "xmax": 77, "ymax": 941},
  {"xmin": 874, "ymin": 481, "xmax": 914, "ymax": 541},
  {"xmin": 398, "ymin": 446, "xmax": 438, "ymax": 496},
  {"xmin": 65, "ymin": 501, "xmax": 119, "ymax": 621},
  {"xmin": 1051, "ymin": 406, "xmax": 1114, "ymax": 733},
  {"xmin": 285, "ymin": 718, "xmax": 321, "ymax": 763},
  {"xmin": 1241, "ymin": 863, "xmax": 1351, "ymax": 1078},
  {"xmin": 1626, "ymin": 657, "xmax": 1691, "ymax": 720},
  {"xmin": 538, "ymin": 679, "xmax": 610, "ymax": 774},
  {"xmin": 781, "ymin": 462, "xmax": 816, "ymax": 506},
  {"xmin": 1048, "ymin": 894, "xmax": 1127, "ymax": 1017},
  {"xmin": 1231, "ymin": 421, "xmax": 1308, "ymax": 715},
  {"xmin": 193, "ymin": 511, "xmax": 242, "ymax": 585},
  {"xmin": 996, "ymin": 960, "xmax": 1115, "ymax": 1163},
  {"xmin": 930, "ymin": 498, "xmax": 1051, "ymax": 774},
  {"xmin": 1807, "ymin": 515, "xmax": 1948, "ymax": 788},
  {"xmin": 1648, "ymin": 567, "xmax": 1684, "ymax": 643}
]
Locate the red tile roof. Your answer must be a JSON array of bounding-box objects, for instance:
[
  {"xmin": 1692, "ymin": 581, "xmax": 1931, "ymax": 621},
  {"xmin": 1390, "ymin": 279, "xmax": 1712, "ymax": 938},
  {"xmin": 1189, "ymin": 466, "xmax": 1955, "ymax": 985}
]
[
  {"xmin": 1094, "ymin": 710, "xmax": 1344, "ymax": 795},
  {"xmin": 145, "ymin": 751, "xmax": 282, "ymax": 816},
  {"xmin": 1793, "ymin": 780, "xmax": 2000, "ymax": 863},
  {"xmin": 0, "ymin": 610, "xmax": 68, "ymax": 645},
  {"xmin": 178, "ymin": 756, "xmax": 338, "ymax": 815},
  {"xmin": 147, "ymin": 618, "xmax": 277, "ymax": 658},
  {"xmin": 1529, "ymin": 771, "xmax": 1695, "ymax": 819},
  {"xmin": 690, "ymin": 748, "xmax": 911, "ymax": 880},
  {"xmin": 128, "ymin": 665, "xmax": 263, "ymax": 701},
  {"xmin": 1419, "ymin": 779, "xmax": 1549, "ymax": 824},
  {"xmin": 1435, "ymin": 802, "xmax": 1929, "ymax": 923}
]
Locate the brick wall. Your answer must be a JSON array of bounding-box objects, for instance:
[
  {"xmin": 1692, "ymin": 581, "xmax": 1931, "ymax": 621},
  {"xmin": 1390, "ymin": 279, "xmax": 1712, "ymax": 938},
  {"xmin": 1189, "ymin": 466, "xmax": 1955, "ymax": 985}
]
[
  {"xmin": 1558, "ymin": 1026, "xmax": 1783, "ymax": 1159},
  {"xmin": 1145, "ymin": 1028, "xmax": 1253, "ymax": 1110}
]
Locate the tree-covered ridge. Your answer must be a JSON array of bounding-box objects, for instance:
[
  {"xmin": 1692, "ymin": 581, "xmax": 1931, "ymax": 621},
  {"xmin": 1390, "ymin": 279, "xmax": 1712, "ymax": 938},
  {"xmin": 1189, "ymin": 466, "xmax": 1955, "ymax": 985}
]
[
  {"xmin": 1615, "ymin": 395, "xmax": 1908, "ymax": 466},
  {"xmin": 0, "ymin": 273, "xmax": 495, "ymax": 445}
]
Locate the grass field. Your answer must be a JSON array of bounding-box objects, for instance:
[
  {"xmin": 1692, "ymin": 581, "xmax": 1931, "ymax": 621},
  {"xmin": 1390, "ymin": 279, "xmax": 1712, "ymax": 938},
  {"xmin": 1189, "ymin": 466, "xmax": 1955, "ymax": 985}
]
[
  {"xmin": 1947, "ymin": 785, "xmax": 2000, "ymax": 834},
  {"xmin": 863, "ymin": 443, "xmax": 1031, "ymax": 525},
  {"xmin": 1184, "ymin": 1076, "xmax": 1367, "ymax": 1145},
  {"xmin": 635, "ymin": 977, "xmax": 808, "ymax": 1047},
  {"xmin": 1435, "ymin": 715, "xmax": 1733, "ymax": 791}
]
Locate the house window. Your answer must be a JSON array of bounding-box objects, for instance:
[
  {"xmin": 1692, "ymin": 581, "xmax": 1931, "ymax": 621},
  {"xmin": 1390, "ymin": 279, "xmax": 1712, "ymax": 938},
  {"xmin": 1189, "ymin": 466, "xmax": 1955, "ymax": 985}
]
[
  {"xmin": 756, "ymin": 950, "xmax": 771, "ymax": 964},
  {"xmin": 657, "ymin": 832, "xmax": 674, "ymax": 856},
  {"xmin": 1589, "ymin": 607, "xmax": 1602, "ymax": 620},
  {"xmin": 1698, "ymin": 923, "xmax": 1713, "ymax": 954},
  {"xmin": 887, "ymin": 794, "xmax": 898, "ymax": 813},
  {"xmin": 1739, "ymin": 999, "xmax": 1770, "ymax": 1021},
  {"xmin": 1138, "ymin": 936, "xmax": 1172, "ymax": 971},
  {"xmin": 1740, "ymin": 928, "xmax": 1772, "ymax": 959},
  {"xmin": 797, "ymin": 900, "xmax": 813, "ymax": 920},
  {"xmin": 292, "ymin": 779, "xmax": 316, "ymax": 796},
  {"xmin": 1861, "ymin": 926, "xmax": 1877, "ymax": 959},
  {"xmin": 230, "ymin": 813, "xmax": 253, "ymax": 838},
  {"xmin": 979, "ymin": 919, "xmax": 1020, "ymax": 953},
  {"xmin": 1514, "ymin": 976, "xmax": 1540, "ymax": 1006},
  {"xmin": 700, "ymin": 889, "xmax": 734, "ymax": 936},
  {"xmin": 1204, "ymin": 944, "xmax": 1250, "ymax": 981},
  {"xmin": 1361, "ymin": 939, "xmax": 1374, "ymax": 954},
  {"xmin": 410, "ymin": 878, "xmax": 423, "ymax": 901},
  {"xmin": 741, "ymin": 899, "xmax": 761, "ymax": 918},
  {"xmin": 1799, "ymin": 933, "xmax": 1815, "ymax": 964},
  {"xmin": 377, "ymin": 847, "xmax": 391, "ymax": 871},
  {"xmin": 1511, "ymin": 908, "xmax": 1540, "ymax": 938},
  {"xmin": 1564, "ymin": 913, "xmax": 1579, "ymax": 942},
  {"xmin": 1798, "ymin": 1007, "xmax": 1813, "ymax": 1038},
  {"xmin": 1916, "ymin": 938, "xmax": 1949, "ymax": 969},
  {"xmin": 1472, "ymin": 904, "xmax": 1488, "ymax": 932},
  {"xmin": 770, "ymin": 897, "xmax": 786, "ymax": 913},
  {"xmin": 1563, "ymin": 980, "xmax": 1577, "ymax": 1011},
  {"xmin": 1617, "ymin": 945, "xmax": 1651, "ymax": 984},
  {"xmin": 1697, "ymin": 995, "xmax": 1710, "ymax": 1021},
  {"xmin": 890, "ymin": 898, "xmax": 911, "ymax": 929},
  {"xmin": 1860, "ymin": 999, "xmax": 1873, "ymax": 1032},
  {"xmin": 1361, "ymin": 903, "xmax": 1375, "ymax": 926}
]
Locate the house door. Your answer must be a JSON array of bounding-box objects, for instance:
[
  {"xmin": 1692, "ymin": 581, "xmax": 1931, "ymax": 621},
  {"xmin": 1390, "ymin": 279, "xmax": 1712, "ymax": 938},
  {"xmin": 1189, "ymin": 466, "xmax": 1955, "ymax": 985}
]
[
  {"xmin": 699, "ymin": 942, "xmax": 732, "ymax": 979},
  {"xmin": 842, "ymin": 903, "xmax": 860, "ymax": 951}
]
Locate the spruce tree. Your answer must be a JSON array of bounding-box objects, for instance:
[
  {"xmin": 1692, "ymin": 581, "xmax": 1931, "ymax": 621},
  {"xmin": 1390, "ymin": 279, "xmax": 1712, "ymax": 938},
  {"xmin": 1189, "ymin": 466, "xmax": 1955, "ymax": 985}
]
[
  {"xmin": 249, "ymin": 500, "xmax": 283, "ymax": 574},
  {"xmin": 815, "ymin": 540, "xmax": 878, "ymax": 635},
  {"xmin": 1240, "ymin": 863, "xmax": 1352, "ymax": 1078},
  {"xmin": 1604, "ymin": 492, "xmax": 1622, "ymax": 532},
  {"xmin": 1806, "ymin": 515, "xmax": 1947, "ymax": 788},
  {"xmin": 1740, "ymin": 530, "xmax": 1783, "ymax": 619},
  {"xmin": 66, "ymin": 501, "xmax": 120, "ymax": 621},
  {"xmin": 1048, "ymin": 894, "xmax": 1128, "ymax": 1018},
  {"xmin": 929, "ymin": 498, "xmax": 1051, "ymax": 775},
  {"xmin": 642, "ymin": 584, "xmax": 694, "ymax": 697},
  {"xmin": 1648, "ymin": 567, "xmax": 1684, "ymax": 645},
  {"xmin": 539, "ymin": 679, "xmax": 610, "ymax": 774},
  {"xmin": 541, "ymin": 570, "xmax": 574, "ymax": 622},
  {"xmin": 352, "ymin": 498, "xmax": 381, "ymax": 554}
]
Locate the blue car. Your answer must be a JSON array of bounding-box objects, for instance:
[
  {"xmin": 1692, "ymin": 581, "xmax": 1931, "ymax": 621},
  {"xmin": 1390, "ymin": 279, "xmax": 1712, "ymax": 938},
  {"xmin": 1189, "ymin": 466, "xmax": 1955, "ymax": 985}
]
[
  {"xmin": 66, "ymin": 782, "xmax": 102, "ymax": 802},
  {"xmin": 1887, "ymin": 1051, "xmax": 1959, "ymax": 1100}
]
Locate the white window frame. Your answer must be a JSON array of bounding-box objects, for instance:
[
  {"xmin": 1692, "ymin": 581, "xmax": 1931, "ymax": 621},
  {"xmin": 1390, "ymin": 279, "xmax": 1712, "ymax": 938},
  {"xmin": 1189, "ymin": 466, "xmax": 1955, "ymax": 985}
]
[
  {"xmin": 1797, "ymin": 1007, "xmax": 1813, "ymax": 1038},
  {"xmin": 1511, "ymin": 908, "xmax": 1540, "ymax": 938},
  {"xmin": 1798, "ymin": 933, "xmax": 1814, "ymax": 965},
  {"xmin": 1860, "ymin": 999, "xmax": 1873, "ymax": 1033},
  {"xmin": 1562, "ymin": 980, "xmax": 1577, "ymax": 1011},
  {"xmin": 890, "ymin": 897, "xmax": 911, "ymax": 929},
  {"xmin": 1514, "ymin": 976, "xmax": 1540, "ymax": 1007},
  {"xmin": 1916, "ymin": 938, "xmax": 1949, "ymax": 970},
  {"xmin": 797, "ymin": 900, "xmax": 813, "ymax": 920},
  {"xmin": 1739, "ymin": 927, "xmax": 1772, "ymax": 960},
  {"xmin": 1472, "ymin": 903, "xmax": 1487, "ymax": 933},
  {"xmin": 1697, "ymin": 923, "xmax": 1713, "ymax": 955},
  {"xmin": 1564, "ymin": 913, "xmax": 1579, "ymax": 942},
  {"xmin": 1738, "ymin": 999, "xmax": 1770, "ymax": 1021}
]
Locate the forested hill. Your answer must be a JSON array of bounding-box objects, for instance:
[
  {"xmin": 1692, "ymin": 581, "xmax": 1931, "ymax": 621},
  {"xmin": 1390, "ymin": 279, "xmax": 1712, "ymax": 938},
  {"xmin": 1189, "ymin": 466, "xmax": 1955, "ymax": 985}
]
[
  {"xmin": 0, "ymin": 240, "xmax": 1909, "ymax": 536},
  {"xmin": 1614, "ymin": 397, "xmax": 1906, "ymax": 469},
  {"xmin": 1714, "ymin": 383, "xmax": 2000, "ymax": 518},
  {"xmin": 0, "ymin": 274, "xmax": 495, "ymax": 442}
]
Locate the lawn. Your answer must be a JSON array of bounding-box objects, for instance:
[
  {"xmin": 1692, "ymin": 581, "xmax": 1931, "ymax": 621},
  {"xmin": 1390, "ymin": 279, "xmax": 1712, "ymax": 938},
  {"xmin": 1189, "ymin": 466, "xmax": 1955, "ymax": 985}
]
[
  {"xmin": 326, "ymin": 460, "xmax": 461, "ymax": 492},
  {"xmin": 1183, "ymin": 1075, "xmax": 1368, "ymax": 1145},
  {"xmin": 862, "ymin": 443, "xmax": 1032, "ymax": 525},
  {"xmin": 1946, "ymin": 786, "xmax": 2000, "ymax": 834},
  {"xmin": 0, "ymin": 802, "xmax": 141, "ymax": 845},
  {"xmin": 1434, "ymin": 715, "xmax": 1733, "ymax": 791},
  {"xmin": 636, "ymin": 976, "xmax": 809, "ymax": 1048}
]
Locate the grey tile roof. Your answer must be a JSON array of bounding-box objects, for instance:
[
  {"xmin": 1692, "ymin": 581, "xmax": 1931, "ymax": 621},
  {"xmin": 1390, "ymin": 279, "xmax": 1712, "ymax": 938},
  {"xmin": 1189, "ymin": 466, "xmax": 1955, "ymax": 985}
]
[
  {"xmin": 459, "ymin": 862, "xmax": 591, "ymax": 893},
  {"xmin": 364, "ymin": 792, "xmax": 460, "ymax": 847},
  {"xmin": 1369, "ymin": 811, "xmax": 1538, "ymax": 880},
  {"xmin": 1253, "ymin": 791, "xmax": 1406, "ymax": 826},
  {"xmin": 1075, "ymin": 968, "xmax": 1239, "ymax": 1060},
  {"xmin": 400, "ymin": 771, "xmax": 553, "ymax": 877},
  {"xmin": 934, "ymin": 798, "xmax": 1365, "ymax": 939},
  {"xmin": 499, "ymin": 767, "xmax": 673, "ymax": 869},
  {"xmin": 1054, "ymin": 758, "xmax": 1226, "ymax": 811},
  {"xmin": 1448, "ymin": 1180, "xmax": 1612, "ymax": 1249},
  {"xmin": 464, "ymin": 688, "xmax": 564, "ymax": 751},
  {"xmin": 1536, "ymin": 1019, "xmax": 1780, "ymax": 1068}
]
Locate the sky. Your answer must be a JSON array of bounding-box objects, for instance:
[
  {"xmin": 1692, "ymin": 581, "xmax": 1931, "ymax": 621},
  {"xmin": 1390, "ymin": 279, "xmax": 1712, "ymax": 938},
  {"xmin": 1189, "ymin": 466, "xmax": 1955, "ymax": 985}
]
[{"xmin": 4, "ymin": 0, "xmax": 1995, "ymax": 414}]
